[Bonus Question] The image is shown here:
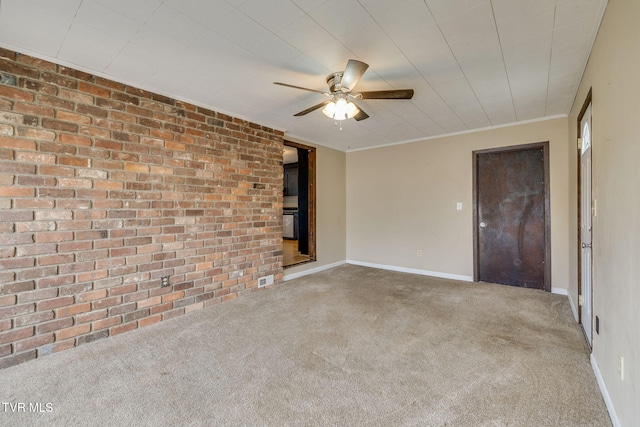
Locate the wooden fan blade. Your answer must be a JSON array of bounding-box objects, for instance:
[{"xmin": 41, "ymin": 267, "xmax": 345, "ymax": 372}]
[
  {"xmin": 340, "ymin": 59, "xmax": 369, "ymax": 92},
  {"xmin": 353, "ymin": 103, "xmax": 369, "ymax": 121},
  {"xmin": 294, "ymin": 100, "xmax": 330, "ymax": 116},
  {"xmin": 273, "ymin": 82, "xmax": 329, "ymax": 95},
  {"xmin": 356, "ymin": 89, "xmax": 414, "ymax": 99}
]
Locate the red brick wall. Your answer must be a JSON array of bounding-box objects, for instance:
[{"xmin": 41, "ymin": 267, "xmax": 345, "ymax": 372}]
[{"xmin": 0, "ymin": 48, "xmax": 284, "ymax": 368}]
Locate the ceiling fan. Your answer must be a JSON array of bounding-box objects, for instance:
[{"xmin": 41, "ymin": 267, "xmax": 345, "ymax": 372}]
[{"xmin": 274, "ymin": 59, "xmax": 414, "ymax": 127}]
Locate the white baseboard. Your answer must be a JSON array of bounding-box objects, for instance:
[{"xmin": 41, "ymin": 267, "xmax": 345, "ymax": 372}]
[
  {"xmin": 346, "ymin": 260, "xmax": 473, "ymax": 282},
  {"xmin": 551, "ymin": 287, "xmax": 568, "ymax": 295},
  {"xmin": 567, "ymin": 294, "xmax": 579, "ymax": 321},
  {"xmin": 591, "ymin": 353, "xmax": 621, "ymax": 427},
  {"xmin": 283, "ymin": 260, "xmax": 346, "ymax": 281},
  {"xmin": 550, "ymin": 287, "xmax": 579, "ymax": 321}
]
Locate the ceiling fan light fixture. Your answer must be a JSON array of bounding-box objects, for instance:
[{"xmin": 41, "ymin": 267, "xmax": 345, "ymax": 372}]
[
  {"xmin": 322, "ymin": 97, "xmax": 359, "ymax": 121},
  {"xmin": 344, "ymin": 100, "xmax": 359, "ymax": 119},
  {"xmin": 321, "ymin": 101, "xmax": 336, "ymax": 118},
  {"xmin": 275, "ymin": 59, "xmax": 414, "ymax": 125}
]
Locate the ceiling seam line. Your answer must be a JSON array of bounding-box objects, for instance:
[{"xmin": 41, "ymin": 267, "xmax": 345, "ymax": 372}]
[
  {"xmin": 235, "ymin": 1, "xmax": 305, "ymax": 56},
  {"xmin": 102, "ymin": 0, "xmax": 168, "ymax": 74},
  {"xmin": 55, "ymin": 0, "xmax": 84, "ymax": 58},
  {"xmin": 136, "ymin": 1, "xmax": 171, "ymax": 81},
  {"xmin": 416, "ymin": 0, "xmax": 476, "ymax": 131},
  {"xmin": 265, "ymin": 2, "xmax": 330, "ymax": 75},
  {"xmin": 297, "ymin": 6, "xmax": 361, "ymax": 70},
  {"xmin": 355, "ymin": 0, "xmax": 446, "ymax": 135},
  {"xmin": 544, "ymin": 6, "xmax": 558, "ymax": 117},
  {"xmin": 489, "ymin": 0, "xmax": 518, "ymax": 123},
  {"xmin": 422, "ymin": 0, "xmax": 479, "ymax": 131},
  {"xmin": 436, "ymin": 3, "xmax": 493, "ymax": 127}
]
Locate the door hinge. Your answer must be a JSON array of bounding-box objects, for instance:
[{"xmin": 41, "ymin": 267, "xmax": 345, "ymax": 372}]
[
  {"xmin": 578, "ymin": 294, "xmax": 583, "ymax": 306},
  {"xmin": 577, "ymin": 137, "xmax": 582, "ymax": 150}
]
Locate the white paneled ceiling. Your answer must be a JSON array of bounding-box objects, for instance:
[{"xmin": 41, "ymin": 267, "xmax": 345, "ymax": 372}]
[{"xmin": 0, "ymin": 0, "xmax": 607, "ymax": 151}]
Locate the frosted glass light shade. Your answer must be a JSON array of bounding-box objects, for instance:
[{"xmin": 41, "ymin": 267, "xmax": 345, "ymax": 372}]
[{"xmin": 322, "ymin": 97, "xmax": 358, "ymax": 120}]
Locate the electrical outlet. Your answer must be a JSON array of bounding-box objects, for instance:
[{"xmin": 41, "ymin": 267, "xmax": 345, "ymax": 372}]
[
  {"xmin": 618, "ymin": 355, "xmax": 624, "ymax": 380},
  {"xmin": 161, "ymin": 276, "xmax": 170, "ymax": 287},
  {"xmin": 417, "ymin": 250, "xmax": 422, "ymax": 257},
  {"xmin": 456, "ymin": 202, "xmax": 463, "ymax": 211}
]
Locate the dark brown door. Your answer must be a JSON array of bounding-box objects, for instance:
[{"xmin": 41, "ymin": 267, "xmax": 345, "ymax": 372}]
[{"xmin": 473, "ymin": 143, "xmax": 551, "ymax": 291}]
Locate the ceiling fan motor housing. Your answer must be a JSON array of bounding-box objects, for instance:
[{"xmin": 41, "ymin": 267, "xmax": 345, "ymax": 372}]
[
  {"xmin": 274, "ymin": 59, "xmax": 413, "ymax": 122},
  {"xmin": 326, "ymin": 72, "xmax": 345, "ymax": 93}
]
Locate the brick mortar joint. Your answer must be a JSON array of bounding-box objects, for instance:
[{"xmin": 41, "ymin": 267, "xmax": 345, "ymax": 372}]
[{"xmin": 1, "ymin": 47, "xmax": 285, "ymax": 370}]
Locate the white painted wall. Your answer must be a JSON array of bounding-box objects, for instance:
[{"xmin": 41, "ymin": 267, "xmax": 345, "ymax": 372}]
[
  {"xmin": 569, "ymin": 0, "xmax": 639, "ymax": 424},
  {"xmin": 346, "ymin": 118, "xmax": 571, "ymax": 292}
]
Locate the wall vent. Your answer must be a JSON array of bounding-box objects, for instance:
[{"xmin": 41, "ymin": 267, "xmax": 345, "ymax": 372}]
[{"xmin": 258, "ymin": 275, "xmax": 274, "ymax": 288}]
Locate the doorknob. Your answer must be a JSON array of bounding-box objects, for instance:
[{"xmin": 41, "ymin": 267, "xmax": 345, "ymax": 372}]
[
  {"xmin": 581, "ymin": 243, "xmax": 592, "ymax": 248},
  {"xmin": 479, "ymin": 222, "xmax": 487, "ymax": 228}
]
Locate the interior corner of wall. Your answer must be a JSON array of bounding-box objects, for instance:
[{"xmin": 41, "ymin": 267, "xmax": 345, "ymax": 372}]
[{"xmin": 568, "ymin": 293, "xmax": 579, "ymax": 321}]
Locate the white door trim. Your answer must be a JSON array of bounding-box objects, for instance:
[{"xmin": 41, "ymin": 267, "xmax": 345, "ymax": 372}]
[{"xmin": 578, "ymin": 90, "xmax": 593, "ymax": 346}]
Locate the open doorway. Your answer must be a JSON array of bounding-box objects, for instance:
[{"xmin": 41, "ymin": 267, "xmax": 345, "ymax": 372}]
[{"xmin": 283, "ymin": 141, "xmax": 316, "ymax": 268}]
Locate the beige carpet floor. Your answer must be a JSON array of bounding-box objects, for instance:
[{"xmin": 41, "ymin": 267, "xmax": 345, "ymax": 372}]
[{"xmin": 0, "ymin": 265, "xmax": 611, "ymax": 426}]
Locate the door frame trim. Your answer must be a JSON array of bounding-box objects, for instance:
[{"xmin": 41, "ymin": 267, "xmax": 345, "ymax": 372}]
[
  {"xmin": 577, "ymin": 88, "xmax": 593, "ymax": 340},
  {"xmin": 472, "ymin": 142, "xmax": 552, "ymax": 291},
  {"xmin": 283, "ymin": 140, "xmax": 316, "ymax": 263}
]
